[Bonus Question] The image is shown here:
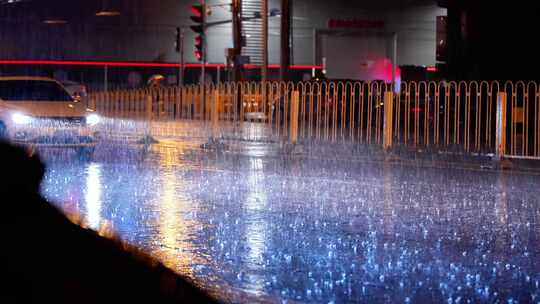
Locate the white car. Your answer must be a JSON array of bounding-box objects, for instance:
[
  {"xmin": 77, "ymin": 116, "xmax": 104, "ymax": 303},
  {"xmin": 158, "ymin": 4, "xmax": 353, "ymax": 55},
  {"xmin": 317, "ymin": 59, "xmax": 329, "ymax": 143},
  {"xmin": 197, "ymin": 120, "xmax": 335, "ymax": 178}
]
[{"xmin": 0, "ymin": 76, "xmax": 101, "ymax": 158}]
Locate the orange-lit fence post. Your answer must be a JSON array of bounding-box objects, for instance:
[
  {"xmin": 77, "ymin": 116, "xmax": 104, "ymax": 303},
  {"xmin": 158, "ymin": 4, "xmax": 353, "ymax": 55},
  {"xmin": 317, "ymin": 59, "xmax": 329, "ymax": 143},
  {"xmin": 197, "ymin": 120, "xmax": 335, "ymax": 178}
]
[
  {"xmin": 146, "ymin": 95, "xmax": 153, "ymax": 121},
  {"xmin": 145, "ymin": 94, "xmax": 153, "ymax": 138},
  {"xmin": 290, "ymin": 90, "xmax": 300, "ymax": 144},
  {"xmin": 211, "ymin": 89, "xmax": 219, "ymax": 140},
  {"xmin": 495, "ymin": 92, "xmax": 507, "ymax": 159},
  {"xmin": 383, "ymin": 91, "xmax": 394, "ymax": 150}
]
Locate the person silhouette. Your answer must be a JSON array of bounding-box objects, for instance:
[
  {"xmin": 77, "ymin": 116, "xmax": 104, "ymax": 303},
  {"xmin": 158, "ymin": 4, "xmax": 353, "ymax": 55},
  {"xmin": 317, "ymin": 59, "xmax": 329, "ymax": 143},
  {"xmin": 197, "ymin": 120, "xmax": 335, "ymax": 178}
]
[{"xmin": 0, "ymin": 141, "xmax": 218, "ymax": 303}]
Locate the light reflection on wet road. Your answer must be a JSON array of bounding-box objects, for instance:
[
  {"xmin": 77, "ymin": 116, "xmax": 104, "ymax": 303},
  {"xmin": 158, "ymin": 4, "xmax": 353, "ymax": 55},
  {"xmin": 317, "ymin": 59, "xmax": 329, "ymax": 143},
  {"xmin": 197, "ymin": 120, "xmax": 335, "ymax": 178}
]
[{"xmin": 39, "ymin": 140, "xmax": 540, "ymax": 303}]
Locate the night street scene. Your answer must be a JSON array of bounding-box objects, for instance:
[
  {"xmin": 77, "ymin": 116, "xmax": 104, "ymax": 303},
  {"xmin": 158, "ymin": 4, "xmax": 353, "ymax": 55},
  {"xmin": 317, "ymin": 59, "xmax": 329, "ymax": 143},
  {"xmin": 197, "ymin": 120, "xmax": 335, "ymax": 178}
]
[{"xmin": 1, "ymin": 0, "xmax": 540, "ymax": 303}]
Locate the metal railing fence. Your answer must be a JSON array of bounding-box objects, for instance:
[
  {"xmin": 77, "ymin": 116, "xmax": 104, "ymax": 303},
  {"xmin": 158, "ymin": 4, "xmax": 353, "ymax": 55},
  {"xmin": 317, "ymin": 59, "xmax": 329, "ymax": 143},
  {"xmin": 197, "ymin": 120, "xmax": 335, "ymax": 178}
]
[{"xmin": 88, "ymin": 80, "xmax": 540, "ymax": 159}]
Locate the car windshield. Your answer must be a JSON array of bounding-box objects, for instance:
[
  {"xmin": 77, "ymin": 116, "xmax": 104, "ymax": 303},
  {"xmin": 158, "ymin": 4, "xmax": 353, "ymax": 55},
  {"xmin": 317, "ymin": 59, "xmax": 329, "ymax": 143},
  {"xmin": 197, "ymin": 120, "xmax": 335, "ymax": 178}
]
[{"xmin": 0, "ymin": 80, "xmax": 73, "ymax": 101}]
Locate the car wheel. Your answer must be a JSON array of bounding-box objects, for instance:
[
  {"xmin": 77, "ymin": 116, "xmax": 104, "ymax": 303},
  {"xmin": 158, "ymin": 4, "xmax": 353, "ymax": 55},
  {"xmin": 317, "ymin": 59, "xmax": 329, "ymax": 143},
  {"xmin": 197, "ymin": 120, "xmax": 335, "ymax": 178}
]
[{"xmin": 76, "ymin": 146, "xmax": 95, "ymax": 161}]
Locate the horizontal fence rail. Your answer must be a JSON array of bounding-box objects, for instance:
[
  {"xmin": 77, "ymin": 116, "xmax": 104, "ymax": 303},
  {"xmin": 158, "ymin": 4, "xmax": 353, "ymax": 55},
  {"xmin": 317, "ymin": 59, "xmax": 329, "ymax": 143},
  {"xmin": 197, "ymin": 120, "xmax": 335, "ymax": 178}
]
[{"xmin": 87, "ymin": 81, "xmax": 540, "ymax": 159}]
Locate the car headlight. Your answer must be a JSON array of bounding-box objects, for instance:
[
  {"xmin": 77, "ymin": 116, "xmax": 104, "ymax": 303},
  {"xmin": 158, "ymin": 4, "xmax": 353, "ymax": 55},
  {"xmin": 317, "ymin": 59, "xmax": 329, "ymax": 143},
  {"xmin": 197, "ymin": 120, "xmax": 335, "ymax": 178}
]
[
  {"xmin": 12, "ymin": 113, "xmax": 33, "ymax": 125},
  {"xmin": 86, "ymin": 114, "xmax": 101, "ymax": 126}
]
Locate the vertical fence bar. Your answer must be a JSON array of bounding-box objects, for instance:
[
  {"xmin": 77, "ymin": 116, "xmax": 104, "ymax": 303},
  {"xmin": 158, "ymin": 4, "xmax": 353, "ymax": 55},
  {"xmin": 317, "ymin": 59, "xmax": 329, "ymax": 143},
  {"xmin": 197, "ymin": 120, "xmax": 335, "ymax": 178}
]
[
  {"xmin": 338, "ymin": 83, "xmax": 343, "ymax": 141},
  {"xmin": 240, "ymin": 84, "xmax": 245, "ymax": 123},
  {"xmin": 414, "ymin": 86, "xmax": 420, "ymax": 146},
  {"xmin": 376, "ymin": 86, "xmax": 383, "ymax": 145},
  {"xmin": 268, "ymin": 83, "xmax": 274, "ymax": 134},
  {"xmin": 146, "ymin": 95, "xmax": 153, "ymax": 121},
  {"xmin": 444, "ymin": 85, "xmax": 450, "ymax": 146},
  {"xmin": 496, "ymin": 92, "xmax": 507, "ymax": 159},
  {"xmin": 144, "ymin": 94, "xmax": 154, "ymax": 140},
  {"xmin": 334, "ymin": 83, "xmax": 340, "ymax": 142},
  {"xmin": 523, "ymin": 83, "xmax": 529, "ymax": 156},
  {"xmin": 511, "ymin": 86, "xmax": 516, "ymax": 155},
  {"xmin": 298, "ymin": 83, "xmax": 305, "ymax": 139},
  {"xmin": 101, "ymin": 92, "xmax": 107, "ymax": 115},
  {"xmin": 358, "ymin": 84, "xmax": 365, "ymax": 143},
  {"xmin": 120, "ymin": 90, "xmax": 125, "ymax": 116},
  {"xmin": 181, "ymin": 87, "xmax": 186, "ymax": 120},
  {"xmin": 117, "ymin": 91, "xmax": 122, "ymax": 117},
  {"xmin": 454, "ymin": 86, "xmax": 460, "ymax": 145},
  {"xmin": 121, "ymin": 90, "xmax": 126, "ymax": 117},
  {"xmin": 274, "ymin": 84, "xmax": 281, "ymax": 137},
  {"xmin": 89, "ymin": 96, "xmax": 96, "ymax": 112},
  {"xmin": 395, "ymin": 83, "xmax": 402, "ymax": 143},
  {"xmin": 537, "ymin": 87, "xmax": 540, "ymax": 157},
  {"xmin": 324, "ymin": 85, "xmax": 330, "ymax": 141},
  {"xmin": 128, "ymin": 90, "xmax": 132, "ymax": 118},
  {"xmin": 101, "ymin": 92, "xmax": 107, "ymax": 116},
  {"xmin": 475, "ymin": 84, "xmax": 481, "ymax": 152},
  {"xmin": 464, "ymin": 87, "xmax": 471, "ymax": 152},
  {"xmin": 285, "ymin": 84, "xmax": 292, "ymax": 139},
  {"xmin": 405, "ymin": 85, "xmax": 411, "ymax": 144},
  {"xmin": 316, "ymin": 83, "xmax": 322, "ymax": 141},
  {"xmin": 486, "ymin": 83, "xmax": 493, "ymax": 149},
  {"xmin": 132, "ymin": 90, "xmax": 137, "ymax": 119},
  {"xmin": 383, "ymin": 91, "xmax": 394, "ymax": 150},
  {"xmin": 434, "ymin": 83, "xmax": 441, "ymax": 146},
  {"xmin": 308, "ymin": 84, "xmax": 314, "ymax": 140},
  {"xmin": 114, "ymin": 91, "xmax": 120, "ymax": 117},
  {"xmin": 349, "ymin": 83, "xmax": 356, "ymax": 142},
  {"xmin": 367, "ymin": 85, "xmax": 373, "ymax": 144},
  {"xmin": 290, "ymin": 90, "xmax": 300, "ymax": 144},
  {"xmin": 424, "ymin": 83, "xmax": 430, "ymax": 146},
  {"xmin": 211, "ymin": 89, "xmax": 219, "ymax": 140}
]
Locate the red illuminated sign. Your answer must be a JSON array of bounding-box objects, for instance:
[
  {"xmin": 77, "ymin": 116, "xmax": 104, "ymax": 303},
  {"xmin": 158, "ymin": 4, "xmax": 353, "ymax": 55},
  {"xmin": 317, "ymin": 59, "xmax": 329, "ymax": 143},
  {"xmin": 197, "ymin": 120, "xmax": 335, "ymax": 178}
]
[
  {"xmin": 327, "ymin": 19, "xmax": 384, "ymax": 29},
  {"xmin": 0, "ymin": 59, "xmax": 322, "ymax": 70}
]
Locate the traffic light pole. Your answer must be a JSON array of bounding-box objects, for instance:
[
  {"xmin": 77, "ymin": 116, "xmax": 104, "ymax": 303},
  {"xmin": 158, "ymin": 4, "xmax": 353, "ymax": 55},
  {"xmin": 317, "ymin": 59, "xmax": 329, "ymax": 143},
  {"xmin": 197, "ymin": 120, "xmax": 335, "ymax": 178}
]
[
  {"xmin": 232, "ymin": 0, "xmax": 242, "ymax": 81},
  {"xmin": 202, "ymin": 0, "xmax": 206, "ymax": 87},
  {"xmin": 179, "ymin": 27, "xmax": 185, "ymax": 86},
  {"xmin": 280, "ymin": 0, "xmax": 291, "ymax": 81},
  {"xmin": 201, "ymin": 1, "xmax": 207, "ymax": 118},
  {"xmin": 190, "ymin": 2, "xmax": 207, "ymax": 85},
  {"xmin": 262, "ymin": 0, "xmax": 268, "ymax": 83}
]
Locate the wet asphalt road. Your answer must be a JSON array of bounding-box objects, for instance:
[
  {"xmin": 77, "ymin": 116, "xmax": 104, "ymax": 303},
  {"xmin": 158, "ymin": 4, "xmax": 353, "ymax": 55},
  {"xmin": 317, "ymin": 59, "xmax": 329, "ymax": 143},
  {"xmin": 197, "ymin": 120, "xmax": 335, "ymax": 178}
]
[{"xmin": 38, "ymin": 138, "xmax": 540, "ymax": 303}]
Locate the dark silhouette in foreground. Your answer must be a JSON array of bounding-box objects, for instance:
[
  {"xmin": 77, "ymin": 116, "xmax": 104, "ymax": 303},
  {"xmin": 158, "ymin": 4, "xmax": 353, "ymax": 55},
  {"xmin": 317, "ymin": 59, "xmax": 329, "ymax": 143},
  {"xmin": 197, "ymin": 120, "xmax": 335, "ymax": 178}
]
[{"xmin": 0, "ymin": 141, "xmax": 218, "ymax": 303}]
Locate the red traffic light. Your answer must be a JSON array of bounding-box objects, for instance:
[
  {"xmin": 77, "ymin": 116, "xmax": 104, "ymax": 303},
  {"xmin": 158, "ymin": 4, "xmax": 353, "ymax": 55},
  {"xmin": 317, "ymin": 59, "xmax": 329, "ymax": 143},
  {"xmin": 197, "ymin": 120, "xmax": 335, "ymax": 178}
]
[
  {"xmin": 195, "ymin": 50, "xmax": 203, "ymax": 61},
  {"xmin": 190, "ymin": 4, "xmax": 205, "ymax": 34},
  {"xmin": 191, "ymin": 4, "xmax": 204, "ymax": 17},
  {"xmin": 194, "ymin": 34, "xmax": 203, "ymax": 62},
  {"xmin": 190, "ymin": 4, "xmax": 205, "ymax": 61}
]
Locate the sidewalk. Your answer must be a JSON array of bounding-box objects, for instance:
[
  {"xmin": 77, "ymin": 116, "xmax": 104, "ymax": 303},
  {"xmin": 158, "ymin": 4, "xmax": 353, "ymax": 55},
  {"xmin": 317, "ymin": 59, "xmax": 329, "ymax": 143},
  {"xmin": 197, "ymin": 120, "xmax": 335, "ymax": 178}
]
[
  {"xmin": 96, "ymin": 118, "xmax": 540, "ymax": 173},
  {"xmin": 97, "ymin": 118, "xmax": 277, "ymax": 142}
]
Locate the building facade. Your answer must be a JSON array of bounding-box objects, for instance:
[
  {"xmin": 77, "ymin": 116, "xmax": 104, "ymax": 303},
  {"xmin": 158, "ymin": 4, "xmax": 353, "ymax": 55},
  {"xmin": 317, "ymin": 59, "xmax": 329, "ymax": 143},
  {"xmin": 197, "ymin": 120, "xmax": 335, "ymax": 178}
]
[{"xmin": 0, "ymin": 0, "xmax": 445, "ymax": 86}]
